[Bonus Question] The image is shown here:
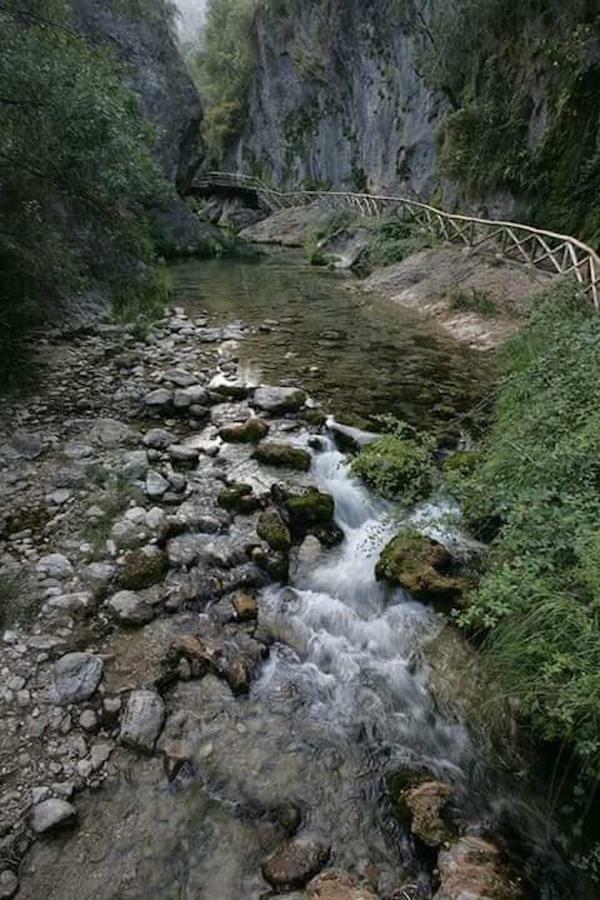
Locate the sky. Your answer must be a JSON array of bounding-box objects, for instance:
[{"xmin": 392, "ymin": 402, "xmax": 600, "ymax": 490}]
[{"xmin": 174, "ymin": 0, "xmax": 208, "ymax": 39}]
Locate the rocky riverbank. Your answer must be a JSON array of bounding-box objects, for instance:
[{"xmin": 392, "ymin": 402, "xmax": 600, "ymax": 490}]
[{"xmin": 0, "ymin": 306, "xmax": 540, "ymax": 899}]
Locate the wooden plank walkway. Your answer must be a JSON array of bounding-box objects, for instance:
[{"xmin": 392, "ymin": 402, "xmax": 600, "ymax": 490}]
[{"xmin": 193, "ymin": 172, "xmax": 600, "ymax": 308}]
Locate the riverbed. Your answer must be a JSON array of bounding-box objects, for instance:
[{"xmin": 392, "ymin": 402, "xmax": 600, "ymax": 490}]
[{"xmin": 7, "ymin": 252, "xmax": 586, "ymax": 899}]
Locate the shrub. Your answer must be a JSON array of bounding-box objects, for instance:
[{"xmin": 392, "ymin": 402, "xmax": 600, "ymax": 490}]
[
  {"xmin": 0, "ymin": 0, "xmax": 170, "ymax": 373},
  {"xmin": 350, "ymin": 416, "xmax": 437, "ymax": 503},
  {"xmin": 451, "ymin": 281, "xmax": 600, "ymax": 773}
]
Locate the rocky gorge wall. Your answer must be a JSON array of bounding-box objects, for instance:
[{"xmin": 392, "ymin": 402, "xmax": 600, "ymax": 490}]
[
  {"xmin": 73, "ymin": 0, "xmax": 216, "ymax": 254},
  {"xmin": 228, "ymin": 0, "xmax": 600, "ymax": 236}
]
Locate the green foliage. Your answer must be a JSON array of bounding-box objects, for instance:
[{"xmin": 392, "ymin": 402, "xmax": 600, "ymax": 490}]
[
  {"xmin": 421, "ymin": 0, "xmax": 600, "ymax": 242},
  {"xmin": 0, "ymin": 0, "xmax": 170, "ymax": 369},
  {"xmin": 360, "ymin": 218, "xmax": 435, "ymax": 271},
  {"xmin": 447, "ymin": 289, "xmax": 500, "ymax": 318},
  {"xmin": 351, "ymin": 416, "xmax": 437, "ymax": 503},
  {"xmin": 185, "ymin": 0, "xmax": 259, "ymax": 162},
  {"xmin": 451, "ymin": 282, "xmax": 600, "ymax": 772}
]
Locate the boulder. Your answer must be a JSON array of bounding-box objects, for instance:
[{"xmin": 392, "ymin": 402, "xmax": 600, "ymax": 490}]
[
  {"xmin": 231, "ymin": 593, "xmax": 258, "ymax": 621},
  {"xmin": 401, "ymin": 780, "xmax": 454, "ymax": 848},
  {"xmin": 284, "ymin": 490, "xmax": 335, "ymax": 537},
  {"xmin": 261, "ymin": 837, "xmax": 330, "ymax": 890},
  {"xmin": 145, "ymin": 470, "xmax": 170, "ymax": 498},
  {"xmin": 375, "ymin": 533, "xmax": 466, "ymax": 602},
  {"xmin": 252, "ymin": 386, "xmax": 307, "ymax": 414},
  {"xmin": 169, "ymin": 633, "xmax": 268, "ymax": 695},
  {"xmin": 168, "ymin": 444, "xmax": 200, "ymax": 466},
  {"xmin": 89, "ymin": 418, "xmax": 134, "ymax": 448},
  {"xmin": 120, "ymin": 689, "xmax": 166, "ymax": 753},
  {"xmin": 119, "ymin": 546, "xmax": 168, "ymax": 590},
  {"xmin": 32, "ymin": 799, "xmax": 77, "ymax": 834},
  {"xmin": 253, "ymin": 442, "xmax": 311, "ymax": 472},
  {"xmin": 37, "ymin": 553, "xmax": 73, "ymax": 580},
  {"xmin": 0, "ymin": 870, "xmax": 18, "ymax": 899},
  {"xmin": 307, "ymin": 871, "xmax": 378, "ymax": 899},
  {"xmin": 143, "ymin": 428, "xmax": 176, "ymax": 450},
  {"xmin": 219, "ymin": 417, "xmax": 269, "ymax": 444},
  {"xmin": 106, "ymin": 590, "xmax": 155, "ymax": 626},
  {"xmin": 218, "ymin": 483, "xmax": 261, "ymax": 514},
  {"xmin": 49, "ymin": 653, "xmax": 103, "ymax": 705},
  {"xmin": 257, "ymin": 511, "xmax": 292, "ymax": 553},
  {"xmin": 434, "ymin": 835, "xmax": 524, "ymax": 900},
  {"xmin": 144, "ymin": 388, "xmax": 173, "ymax": 410}
]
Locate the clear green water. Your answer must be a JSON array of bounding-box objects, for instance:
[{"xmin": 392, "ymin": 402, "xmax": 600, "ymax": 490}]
[{"xmin": 170, "ymin": 247, "xmax": 492, "ymax": 431}]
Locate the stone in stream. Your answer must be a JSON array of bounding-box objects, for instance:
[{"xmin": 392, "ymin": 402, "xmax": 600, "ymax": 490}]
[
  {"xmin": 434, "ymin": 835, "xmax": 524, "ymax": 900},
  {"xmin": 37, "ymin": 553, "xmax": 74, "ymax": 580},
  {"xmin": 253, "ymin": 442, "xmax": 311, "ymax": 472},
  {"xmin": 119, "ymin": 546, "xmax": 168, "ymax": 590},
  {"xmin": 284, "ymin": 490, "xmax": 335, "ymax": 537},
  {"xmin": 143, "ymin": 427, "xmax": 176, "ymax": 450},
  {"xmin": 218, "ymin": 483, "xmax": 261, "ymax": 514},
  {"xmin": 257, "ymin": 510, "xmax": 292, "ymax": 552},
  {"xmin": 89, "ymin": 418, "xmax": 135, "ymax": 448},
  {"xmin": 144, "ymin": 388, "xmax": 173, "ymax": 410},
  {"xmin": 167, "ymin": 444, "xmax": 200, "ymax": 466},
  {"xmin": 252, "ymin": 386, "xmax": 307, "ymax": 414},
  {"xmin": 106, "ymin": 590, "xmax": 156, "ymax": 626},
  {"xmin": 49, "ymin": 653, "xmax": 103, "ymax": 705},
  {"xmin": 32, "ymin": 798, "xmax": 78, "ymax": 834},
  {"xmin": 145, "ymin": 469, "xmax": 169, "ymax": 498},
  {"xmin": 0, "ymin": 870, "xmax": 18, "ymax": 899},
  {"xmin": 306, "ymin": 871, "xmax": 379, "ymax": 899},
  {"xmin": 219, "ymin": 417, "xmax": 269, "ymax": 444},
  {"xmin": 120, "ymin": 689, "xmax": 165, "ymax": 753},
  {"xmin": 375, "ymin": 533, "xmax": 467, "ymax": 602},
  {"xmin": 261, "ymin": 836, "xmax": 330, "ymax": 890},
  {"xmin": 231, "ymin": 592, "xmax": 258, "ymax": 621},
  {"xmin": 401, "ymin": 780, "xmax": 455, "ymax": 848}
]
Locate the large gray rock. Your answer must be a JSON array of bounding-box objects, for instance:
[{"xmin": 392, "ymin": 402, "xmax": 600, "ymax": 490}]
[
  {"xmin": 89, "ymin": 418, "xmax": 134, "ymax": 448},
  {"xmin": 49, "ymin": 653, "xmax": 103, "ymax": 705},
  {"xmin": 120, "ymin": 689, "xmax": 166, "ymax": 752},
  {"xmin": 37, "ymin": 553, "xmax": 73, "ymax": 580},
  {"xmin": 106, "ymin": 590, "xmax": 155, "ymax": 626},
  {"xmin": 252, "ymin": 386, "xmax": 307, "ymax": 414},
  {"xmin": 32, "ymin": 799, "xmax": 77, "ymax": 834}
]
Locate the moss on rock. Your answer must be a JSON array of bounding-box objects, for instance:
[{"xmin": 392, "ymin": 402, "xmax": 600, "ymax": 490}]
[
  {"xmin": 285, "ymin": 490, "xmax": 335, "ymax": 537},
  {"xmin": 119, "ymin": 547, "xmax": 168, "ymax": 591},
  {"xmin": 219, "ymin": 418, "xmax": 269, "ymax": 444},
  {"xmin": 218, "ymin": 483, "xmax": 260, "ymax": 513},
  {"xmin": 375, "ymin": 532, "xmax": 466, "ymax": 602},
  {"xmin": 257, "ymin": 511, "xmax": 292, "ymax": 553},
  {"xmin": 252, "ymin": 443, "xmax": 311, "ymax": 472}
]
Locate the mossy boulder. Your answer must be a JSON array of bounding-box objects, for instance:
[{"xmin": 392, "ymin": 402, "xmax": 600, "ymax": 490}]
[
  {"xmin": 218, "ymin": 484, "xmax": 261, "ymax": 514},
  {"xmin": 375, "ymin": 532, "xmax": 466, "ymax": 602},
  {"xmin": 387, "ymin": 770, "xmax": 455, "ymax": 848},
  {"xmin": 219, "ymin": 418, "xmax": 269, "ymax": 444},
  {"xmin": 119, "ymin": 547, "xmax": 168, "ymax": 591},
  {"xmin": 257, "ymin": 511, "xmax": 292, "ymax": 553},
  {"xmin": 285, "ymin": 490, "xmax": 335, "ymax": 537},
  {"xmin": 302, "ymin": 408, "xmax": 328, "ymax": 428},
  {"xmin": 252, "ymin": 443, "xmax": 311, "ymax": 472}
]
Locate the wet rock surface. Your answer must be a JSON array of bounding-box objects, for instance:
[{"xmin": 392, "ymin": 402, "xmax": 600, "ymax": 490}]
[{"xmin": 262, "ymin": 837, "xmax": 331, "ymax": 889}]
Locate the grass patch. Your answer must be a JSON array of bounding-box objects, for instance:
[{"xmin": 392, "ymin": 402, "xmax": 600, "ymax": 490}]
[
  {"xmin": 449, "ymin": 281, "xmax": 600, "ymax": 774},
  {"xmin": 447, "ymin": 288, "xmax": 500, "ymax": 318},
  {"xmin": 350, "ymin": 415, "xmax": 437, "ymax": 504}
]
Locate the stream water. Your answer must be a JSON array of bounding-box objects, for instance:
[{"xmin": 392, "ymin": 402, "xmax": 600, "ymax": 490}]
[{"xmin": 19, "ymin": 251, "xmax": 585, "ymax": 898}]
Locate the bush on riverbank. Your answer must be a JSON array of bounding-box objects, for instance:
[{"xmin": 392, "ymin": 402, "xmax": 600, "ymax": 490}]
[
  {"xmin": 452, "ymin": 282, "xmax": 600, "ymax": 773},
  {"xmin": 0, "ymin": 0, "xmax": 170, "ymax": 386}
]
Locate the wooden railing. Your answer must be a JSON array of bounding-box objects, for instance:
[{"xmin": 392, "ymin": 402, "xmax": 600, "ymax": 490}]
[{"xmin": 193, "ymin": 172, "xmax": 600, "ymax": 308}]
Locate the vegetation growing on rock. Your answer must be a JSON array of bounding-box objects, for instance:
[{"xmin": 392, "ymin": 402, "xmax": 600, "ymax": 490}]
[
  {"xmin": 375, "ymin": 531, "xmax": 466, "ymax": 602},
  {"xmin": 252, "ymin": 442, "xmax": 311, "ymax": 472},
  {"xmin": 257, "ymin": 510, "xmax": 292, "ymax": 552},
  {"xmin": 350, "ymin": 417, "xmax": 436, "ymax": 503}
]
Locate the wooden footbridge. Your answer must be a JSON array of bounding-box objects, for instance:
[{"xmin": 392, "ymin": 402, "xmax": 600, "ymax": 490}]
[{"xmin": 192, "ymin": 171, "xmax": 600, "ymax": 308}]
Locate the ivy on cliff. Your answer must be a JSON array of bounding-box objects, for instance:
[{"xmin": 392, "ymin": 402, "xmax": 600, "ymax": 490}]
[{"xmin": 419, "ymin": 0, "xmax": 600, "ymax": 244}]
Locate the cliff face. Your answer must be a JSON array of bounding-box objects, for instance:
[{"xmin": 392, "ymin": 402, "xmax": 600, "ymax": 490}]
[
  {"xmin": 231, "ymin": 0, "xmax": 445, "ymax": 199},
  {"xmin": 74, "ymin": 0, "xmax": 214, "ymax": 252},
  {"xmin": 230, "ymin": 0, "xmax": 600, "ymax": 238}
]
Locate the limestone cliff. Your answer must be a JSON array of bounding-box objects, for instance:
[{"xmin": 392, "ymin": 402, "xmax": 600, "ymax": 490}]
[{"xmin": 229, "ymin": 0, "xmax": 600, "ymax": 240}]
